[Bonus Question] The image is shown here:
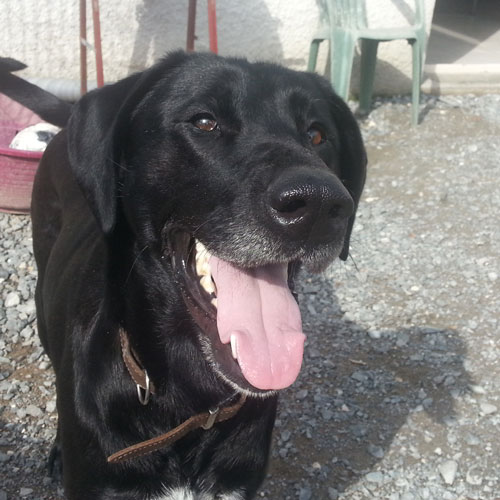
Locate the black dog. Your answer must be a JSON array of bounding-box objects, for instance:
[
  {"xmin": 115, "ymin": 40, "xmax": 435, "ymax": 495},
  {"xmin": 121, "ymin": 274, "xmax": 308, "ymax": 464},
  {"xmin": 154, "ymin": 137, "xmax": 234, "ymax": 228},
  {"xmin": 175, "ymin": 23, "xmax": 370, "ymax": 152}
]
[{"xmin": 20, "ymin": 51, "xmax": 366, "ymax": 499}]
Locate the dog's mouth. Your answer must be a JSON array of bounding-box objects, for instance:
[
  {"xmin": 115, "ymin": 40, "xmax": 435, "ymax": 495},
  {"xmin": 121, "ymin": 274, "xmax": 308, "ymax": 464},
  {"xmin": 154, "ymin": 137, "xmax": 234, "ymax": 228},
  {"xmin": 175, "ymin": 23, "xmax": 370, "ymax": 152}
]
[{"xmin": 169, "ymin": 230, "xmax": 305, "ymax": 395}]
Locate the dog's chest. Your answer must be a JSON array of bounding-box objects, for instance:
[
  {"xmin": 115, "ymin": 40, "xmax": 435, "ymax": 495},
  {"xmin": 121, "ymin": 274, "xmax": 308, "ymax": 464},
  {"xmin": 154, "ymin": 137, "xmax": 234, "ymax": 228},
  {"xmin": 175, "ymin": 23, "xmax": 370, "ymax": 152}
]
[{"xmin": 154, "ymin": 487, "xmax": 244, "ymax": 500}]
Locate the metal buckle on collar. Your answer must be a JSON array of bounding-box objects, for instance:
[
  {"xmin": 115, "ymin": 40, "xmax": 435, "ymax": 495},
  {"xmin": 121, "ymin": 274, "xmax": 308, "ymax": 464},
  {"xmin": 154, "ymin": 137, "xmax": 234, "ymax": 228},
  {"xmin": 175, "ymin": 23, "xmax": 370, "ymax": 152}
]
[
  {"xmin": 137, "ymin": 370, "xmax": 151, "ymax": 405},
  {"xmin": 201, "ymin": 406, "xmax": 220, "ymax": 430}
]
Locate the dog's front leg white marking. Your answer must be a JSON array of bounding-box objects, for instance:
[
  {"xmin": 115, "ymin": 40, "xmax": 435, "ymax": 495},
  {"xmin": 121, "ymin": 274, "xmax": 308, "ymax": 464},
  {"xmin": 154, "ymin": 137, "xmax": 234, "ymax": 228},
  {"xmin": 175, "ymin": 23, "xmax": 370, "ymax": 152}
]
[
  {"xmin": 155, "ymin": 488, "xmax": 199, "ymax": 500},
  {"xmin": 155, "ymin": 487, "xmax": 244, "ymax": 500},
  {"xmin": 219, "ymin": 493, "xmax": 244, "ymax": 500}
]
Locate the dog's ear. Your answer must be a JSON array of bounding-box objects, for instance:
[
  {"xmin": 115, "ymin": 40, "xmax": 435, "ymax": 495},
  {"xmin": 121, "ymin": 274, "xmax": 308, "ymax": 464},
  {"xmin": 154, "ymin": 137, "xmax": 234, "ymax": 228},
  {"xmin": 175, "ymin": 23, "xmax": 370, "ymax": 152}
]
[
  {"xmin": 303, "ymin": 73, "xmax": 366, "ymax": 260},
  {"xmin": 67, "ymin": 51, "xmax": 188, "ymax": 233},
  {"xmin": 67, "ymin": 75, "xmax": 140, "ymax": 233},
  {"xmin": 329, "ymin": 96, "xmax": 367, "ymax": 261},
  {"xmin": 307, "ymin": 75, "xmax": 366, "ymax": 260}
]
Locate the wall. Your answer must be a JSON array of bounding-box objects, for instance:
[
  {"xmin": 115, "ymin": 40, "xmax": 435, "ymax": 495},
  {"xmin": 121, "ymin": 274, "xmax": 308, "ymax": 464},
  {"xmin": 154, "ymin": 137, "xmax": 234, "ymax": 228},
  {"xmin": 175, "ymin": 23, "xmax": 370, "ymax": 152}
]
[{"xmin": 0, "ymin": 0, "xmax": 435, "ymax": 97}]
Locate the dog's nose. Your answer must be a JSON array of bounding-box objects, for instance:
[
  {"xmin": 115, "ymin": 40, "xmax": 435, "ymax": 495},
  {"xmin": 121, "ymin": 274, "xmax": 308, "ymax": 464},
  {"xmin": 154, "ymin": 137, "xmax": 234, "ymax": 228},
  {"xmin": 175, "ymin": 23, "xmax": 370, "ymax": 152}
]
[{"xmin": 266, "ymin": 169, "xmax": 353, "ymax": 241}]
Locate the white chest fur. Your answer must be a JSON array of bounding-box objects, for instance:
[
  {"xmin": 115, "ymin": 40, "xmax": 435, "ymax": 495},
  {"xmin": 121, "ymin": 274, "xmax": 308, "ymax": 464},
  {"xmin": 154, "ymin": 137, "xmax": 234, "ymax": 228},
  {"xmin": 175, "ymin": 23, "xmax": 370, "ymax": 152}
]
[{"xmin": 155, "ymin": 487, "xmax": 244, "ymax": 500}]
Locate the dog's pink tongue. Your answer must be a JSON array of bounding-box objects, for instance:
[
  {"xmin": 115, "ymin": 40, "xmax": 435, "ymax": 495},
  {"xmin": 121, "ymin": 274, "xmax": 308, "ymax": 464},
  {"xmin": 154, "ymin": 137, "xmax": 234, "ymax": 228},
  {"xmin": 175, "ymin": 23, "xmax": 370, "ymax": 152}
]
[{"xmin": 210, "ymin": 257, "xmax": 305, "ymax": 390}]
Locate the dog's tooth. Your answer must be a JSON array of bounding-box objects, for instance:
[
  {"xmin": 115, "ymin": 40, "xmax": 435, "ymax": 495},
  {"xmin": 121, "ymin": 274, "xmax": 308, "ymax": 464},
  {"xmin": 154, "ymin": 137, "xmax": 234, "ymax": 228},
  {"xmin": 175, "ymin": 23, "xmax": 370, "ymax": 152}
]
[
  {"xmin": 200, "ymin": 275, "xmax": 215, "ymax": 294},
  {"xmin": 196, "ymin": 258, "xmax": 211, "ymax": 277},
  {"xmin": 195, "ymin": 239, "xmax": 217, "ymax": 301},
  {"xmin": 195, "ymin": 258, "xmax": 203, "ymax": 276},
  {"xmin": 195, "ymin": 240, "xmax": 212, "ymax": 278},
  {"xmin": 230, "ymin": 334, "xmax": 238, "ymax": 360},
  {"xmin": 195, "ymin": 240, "xmax": 207, "ymax": 255}
]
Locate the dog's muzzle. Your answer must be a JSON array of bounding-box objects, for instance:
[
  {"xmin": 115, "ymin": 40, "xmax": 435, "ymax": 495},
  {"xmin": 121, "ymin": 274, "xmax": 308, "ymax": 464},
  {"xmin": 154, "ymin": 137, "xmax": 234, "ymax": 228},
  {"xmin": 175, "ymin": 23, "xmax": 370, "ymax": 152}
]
[{"xmin": 266, "ymin": 167, "xmax": 354, "ymax": 243}]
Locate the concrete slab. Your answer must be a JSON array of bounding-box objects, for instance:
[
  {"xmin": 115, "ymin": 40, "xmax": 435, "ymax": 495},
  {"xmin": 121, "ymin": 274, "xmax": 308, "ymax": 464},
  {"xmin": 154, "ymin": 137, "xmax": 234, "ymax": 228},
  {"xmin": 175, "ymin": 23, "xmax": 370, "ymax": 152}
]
[{"xmin": 424, "ymin": 0, "xmax": 500, "ymax": 93}]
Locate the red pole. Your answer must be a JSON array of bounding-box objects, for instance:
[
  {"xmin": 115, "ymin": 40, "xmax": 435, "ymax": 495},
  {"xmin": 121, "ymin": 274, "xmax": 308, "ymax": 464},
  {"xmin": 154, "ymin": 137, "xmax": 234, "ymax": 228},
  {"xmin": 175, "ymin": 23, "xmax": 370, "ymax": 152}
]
[
  {"xmin": 92, "ymin": 0, "xmax": 104, "ymax": 87},
  {"xmin": 207, "ymin": 0, "xmax": 218, "ymax": 54},
  {"xmin": 80, "ymin": 0, "xmax": 87, "ymax": 95}
]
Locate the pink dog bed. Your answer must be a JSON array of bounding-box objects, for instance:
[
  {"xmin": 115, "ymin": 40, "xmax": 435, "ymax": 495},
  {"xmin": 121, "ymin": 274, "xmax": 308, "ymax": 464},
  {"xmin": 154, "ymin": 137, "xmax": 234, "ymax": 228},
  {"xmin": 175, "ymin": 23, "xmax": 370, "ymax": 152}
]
[{"xmin": 0, "ymin": 94, "xmax": 44, "ymax": 214}]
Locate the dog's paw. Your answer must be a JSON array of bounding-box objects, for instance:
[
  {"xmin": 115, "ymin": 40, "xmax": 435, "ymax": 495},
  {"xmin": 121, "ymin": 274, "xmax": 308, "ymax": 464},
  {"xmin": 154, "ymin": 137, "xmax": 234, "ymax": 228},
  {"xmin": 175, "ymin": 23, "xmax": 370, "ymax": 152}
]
[{"xmin": 47, "ymin": 440, "xmax": 63, "ymax": 482}]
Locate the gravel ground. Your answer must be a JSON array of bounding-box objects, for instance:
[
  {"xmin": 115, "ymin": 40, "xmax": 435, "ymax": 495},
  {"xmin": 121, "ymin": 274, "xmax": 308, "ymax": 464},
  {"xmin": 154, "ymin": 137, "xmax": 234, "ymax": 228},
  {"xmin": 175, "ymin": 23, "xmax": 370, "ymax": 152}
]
[{"xmin": 1, "ymin": 94, "xmax": 499, "ymax": 499}]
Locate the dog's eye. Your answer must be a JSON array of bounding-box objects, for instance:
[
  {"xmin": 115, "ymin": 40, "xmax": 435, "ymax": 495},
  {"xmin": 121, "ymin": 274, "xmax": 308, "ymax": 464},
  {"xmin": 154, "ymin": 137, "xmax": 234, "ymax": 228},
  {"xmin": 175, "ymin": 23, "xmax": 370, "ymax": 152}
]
[
  {"xmin": 192, "ymin": 114, "xmax": 218, "ymax": 132},
  {"xmin": 307, "ymin": 125, "xmax": 325, "ymax": 146}
]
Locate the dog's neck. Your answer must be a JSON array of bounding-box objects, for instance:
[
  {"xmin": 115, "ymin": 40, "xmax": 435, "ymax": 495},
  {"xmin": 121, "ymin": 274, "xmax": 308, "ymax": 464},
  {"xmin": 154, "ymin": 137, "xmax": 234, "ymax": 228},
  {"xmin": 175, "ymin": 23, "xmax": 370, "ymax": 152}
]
[{"xmin": 111, "ymin": 328, "xmax": 247, "ymax": 464}]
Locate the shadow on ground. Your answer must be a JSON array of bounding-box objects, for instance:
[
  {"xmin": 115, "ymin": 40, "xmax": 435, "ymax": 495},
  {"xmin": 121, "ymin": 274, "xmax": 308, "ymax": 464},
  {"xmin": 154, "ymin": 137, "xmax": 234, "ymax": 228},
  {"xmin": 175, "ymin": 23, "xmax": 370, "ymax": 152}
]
[
  {"xmin": 1, "ymin": 274, "xmax": 473, "ymax": 499},
  {"xmin": 264, "ymin": 276, "xmax": 473, "ymax": 498}
]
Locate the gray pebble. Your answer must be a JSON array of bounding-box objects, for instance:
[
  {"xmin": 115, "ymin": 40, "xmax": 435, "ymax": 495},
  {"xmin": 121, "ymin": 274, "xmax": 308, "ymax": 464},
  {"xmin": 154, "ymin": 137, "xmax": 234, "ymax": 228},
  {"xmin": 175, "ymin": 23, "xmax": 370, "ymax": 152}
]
[
  {"xmin": 395, "ymin": 332, "xmax": 410, "ymax": 347},
  {"xmin": 45, "ymin": 400, "xmax": 57, "ymax": 413},
  {"xmin": 38, "ymin": 360, "xmax": 50, "ymax": 370},
  {"xmin": 465, "ymin": 433, "xmax": 480, "ymax": 446},
  {"xmin": 4, "ymin": 291, "xmax": 20, "ymax": 308},
  {"xmin": 327, "ymin": 488, "xmax": 339, "ymax": 500},
  {"xmin": 298, "ymin": 486, "xmax": 312, "ymax": 500},
  {"xmin": 296, "ymin": 389, "xmax": 308, "ymax": 400},
  {"xmin": 365, "ymin": 471, "xmax": 384, "ymax": 483},
  {"xmin": 401, "ymin": 494, "xmax": 415, "ymax": 500},
  {"xmin": 351, "ymin": 424, "xmax": 367, "ymax": 437},
  {"xmin": 368, "ymin": 329, "xmax": 382, "ymax": 339},
  {"xmin": 465, "ymin": 467, "xmax": 483, "ymax": 486},
  {"xmin": 351, "ymin": 370, "xmax": 367, "ymax": 382},
  {"xmin": 321, "ymin": 409, "xmax": 333, "ymax": 421},
  {"xmin": 438, "ymin": 460, "xmax": 458, "ymax": 485},
  {"xmin": 479, "ymin": 403, "xmax": 497, "ymax": 415},
  {"xmin": 367, "ymin": 444, "xmax": 385, "ymax": 459},
  {"xmin": 469, "ymin": 384, "xmax": 487, "ymax": 395},
  {"xmin": 25, "ymin": 404, "xmax": 43, "ymax": 417}
]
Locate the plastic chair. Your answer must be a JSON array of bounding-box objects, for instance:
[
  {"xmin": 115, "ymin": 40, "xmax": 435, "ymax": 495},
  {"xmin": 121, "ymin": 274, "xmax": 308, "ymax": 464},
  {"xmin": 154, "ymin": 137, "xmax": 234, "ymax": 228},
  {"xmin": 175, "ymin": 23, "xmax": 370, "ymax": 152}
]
[{"xmin": 308, "ymin": 0, "xmax": 426, "ymax": 125}]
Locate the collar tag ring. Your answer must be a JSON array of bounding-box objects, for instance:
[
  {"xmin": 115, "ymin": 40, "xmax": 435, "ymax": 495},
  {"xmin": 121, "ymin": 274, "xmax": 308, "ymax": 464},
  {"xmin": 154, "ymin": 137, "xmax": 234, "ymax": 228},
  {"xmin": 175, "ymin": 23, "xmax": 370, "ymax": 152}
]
[
  {"xmin": 137, "ymin": 371, "xmax": 151, "ymax": 405},
  {"xmin": 202, "ymin": 407, "xmax": 220, "ymax": 430}
]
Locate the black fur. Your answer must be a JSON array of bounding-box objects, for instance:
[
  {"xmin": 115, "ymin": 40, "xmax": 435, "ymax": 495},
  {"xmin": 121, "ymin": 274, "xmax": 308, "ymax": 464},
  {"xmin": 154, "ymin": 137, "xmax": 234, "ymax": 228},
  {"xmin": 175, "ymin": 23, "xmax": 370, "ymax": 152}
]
[{"xmin": 27, "ymin": 52, "xmax": 366, "ymax": 499}]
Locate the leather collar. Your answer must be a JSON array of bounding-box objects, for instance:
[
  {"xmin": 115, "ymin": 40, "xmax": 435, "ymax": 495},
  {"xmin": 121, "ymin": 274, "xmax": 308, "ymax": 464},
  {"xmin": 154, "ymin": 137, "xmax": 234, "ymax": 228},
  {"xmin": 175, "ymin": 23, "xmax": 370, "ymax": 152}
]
[
  {"xmin": 119, "ymin": 328, "xmax": 156, "ymax": 403},
  {"xmin": 109, "ymin": 328, "xmax": 246, "ymax": 463}
]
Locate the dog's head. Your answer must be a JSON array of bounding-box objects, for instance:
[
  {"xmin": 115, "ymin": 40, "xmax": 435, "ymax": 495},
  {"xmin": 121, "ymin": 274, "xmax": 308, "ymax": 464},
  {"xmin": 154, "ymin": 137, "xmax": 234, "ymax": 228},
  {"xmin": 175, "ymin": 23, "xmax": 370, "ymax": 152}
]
[{"xmin": 67, "ymin": 52, "xmax": 366, "ymax": 396}]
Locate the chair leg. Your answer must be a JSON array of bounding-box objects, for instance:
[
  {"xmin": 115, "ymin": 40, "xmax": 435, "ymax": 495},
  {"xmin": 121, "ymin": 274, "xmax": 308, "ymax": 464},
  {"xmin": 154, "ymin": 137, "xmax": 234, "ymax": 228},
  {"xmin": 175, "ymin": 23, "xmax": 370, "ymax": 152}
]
[
  {"xmin": 358, "ymin": 39, "xmax": 379, "ymax": 115},
  {"xmin": 91, "ymin": 0, "xmax": 104, "ymax": 88},
  {"xmin": 186, "ymin": 0, "xmax": 197, "ymax": 52},
  {"xmin": 207, "ymin": 0, "xmax": 218, "ymax": 54},
  {"xmin": 411, "ymin": 39, "xmax": 423, "ymax": 126},
  {"xmin": 307, "ymin": 39, "xmax": 322, "ymax": 72},
  {"xmin": 330, "ymin": 31, "xmax": 356, "ymax": 100},
  {"xmin": 80, "ymin": 0, "xmax": 87, "ymax": 95}
]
